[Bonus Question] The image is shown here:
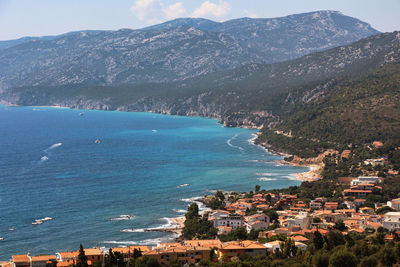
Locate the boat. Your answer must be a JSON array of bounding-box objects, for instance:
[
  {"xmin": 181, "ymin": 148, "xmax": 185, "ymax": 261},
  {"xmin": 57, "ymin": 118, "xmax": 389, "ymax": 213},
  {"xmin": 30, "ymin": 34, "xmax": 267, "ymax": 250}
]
[
  {"xmin": 0, "ymin": 237, "xmax": 4, "ymax": 241},
  {"xmin": 32, "ymin": 220, "xmax": 43, "ymax": 225},
  {"xmin": 177, "ymin": 183, "xmax": 190, "ymax": 188},
  {"xmin": 41, "ymin": 217, "xmax": 53, "ymax": 221},
  {"xmin": 79, "ymin": 112, "xmax": 84, "ymax": 116},
  {"xmin": 94, "ymin": 139, "xmax": 101, "ymax": 144},
  {"xmin": 8, "ymin": 227, "xmax": 15, "ymax": 231}
]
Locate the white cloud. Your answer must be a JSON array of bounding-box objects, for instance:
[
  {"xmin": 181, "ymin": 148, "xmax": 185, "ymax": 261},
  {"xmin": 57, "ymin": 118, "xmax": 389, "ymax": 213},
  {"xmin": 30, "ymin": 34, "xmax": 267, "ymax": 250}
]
[
  {"xmin": 130, "ymin": 0, "xmax": 232, "ymax": 25},
  {"xmin": 130, "ymin": 0, "xmax": 163, "ymax": 24},
  {"xmin": 191, "ymin": 1, "xmax": 232, "ymax": 20},
  {"xmin": 244, "ymin": 10, "xmax": 258, "ymax": 18},
  {"xmin": 163, "ymin": 2, "xmax": 187, "ymax": 20}
]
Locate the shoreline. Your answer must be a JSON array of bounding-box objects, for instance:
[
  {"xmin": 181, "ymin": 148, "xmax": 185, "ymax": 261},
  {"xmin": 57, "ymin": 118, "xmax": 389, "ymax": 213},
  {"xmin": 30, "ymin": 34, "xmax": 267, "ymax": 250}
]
[{"xmin": 2, "ymin": 102, "xmax": 320, "ymax": 181}]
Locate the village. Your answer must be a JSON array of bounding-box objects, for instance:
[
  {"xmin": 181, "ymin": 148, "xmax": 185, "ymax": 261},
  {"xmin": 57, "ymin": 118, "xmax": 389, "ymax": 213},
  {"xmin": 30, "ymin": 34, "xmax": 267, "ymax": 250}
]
[{"xmin": 3, "ymin": 171, "xmax": 400, "ymax": 267}]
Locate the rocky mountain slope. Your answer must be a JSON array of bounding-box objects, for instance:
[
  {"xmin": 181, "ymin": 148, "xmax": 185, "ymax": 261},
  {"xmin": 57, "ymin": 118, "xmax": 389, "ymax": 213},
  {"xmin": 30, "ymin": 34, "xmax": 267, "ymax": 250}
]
[{"xmin": 0, "ymin": 11, "xmax": 378, "ymax": 91}]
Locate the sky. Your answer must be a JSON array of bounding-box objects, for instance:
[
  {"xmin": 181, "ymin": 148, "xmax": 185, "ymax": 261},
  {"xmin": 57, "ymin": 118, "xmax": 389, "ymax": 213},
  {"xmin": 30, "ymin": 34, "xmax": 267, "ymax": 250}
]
[{"xmin": 0, "ymin": 0, "xmax": 399, "ymax": 40}]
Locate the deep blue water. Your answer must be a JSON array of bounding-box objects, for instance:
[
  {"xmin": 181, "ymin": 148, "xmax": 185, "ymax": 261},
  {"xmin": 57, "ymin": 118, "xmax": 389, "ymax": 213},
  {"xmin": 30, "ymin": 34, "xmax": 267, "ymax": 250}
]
[{"xmin": 0, "ymin": 105, "xmax": 305, "ymax": 259}]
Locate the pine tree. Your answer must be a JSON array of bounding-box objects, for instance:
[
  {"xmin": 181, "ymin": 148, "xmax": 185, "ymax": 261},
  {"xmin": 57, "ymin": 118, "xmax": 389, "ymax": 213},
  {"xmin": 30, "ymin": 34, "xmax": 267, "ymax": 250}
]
[{"xmin": 76, "ymin": 244, "xmax": 88, "ymax": 267}]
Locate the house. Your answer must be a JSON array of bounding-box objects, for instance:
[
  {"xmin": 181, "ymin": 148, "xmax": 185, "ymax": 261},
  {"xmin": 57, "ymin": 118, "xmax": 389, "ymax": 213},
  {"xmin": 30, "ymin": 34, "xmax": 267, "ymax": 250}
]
[
  {"xmin": 265, "ymin": 240, "xmax": 307, "ymax": 253},
  {"xmin": 264, "ymin": 241, "xmax": 281, "ymax": 253},
  {"xmin": 57, "ymin": 248, "xmax": 103, "ymax": 265},
  {"xmin": 310, "ymin": 200, "xmax": 323, "ymax": 210},
  {"xmin": 80, "ymin": 248, "xmax": 103, "ymax": 264},
  {"xmin": 364, "ymin": 159, "xmax": 385, "ymax": 167},
  {"xmin": 324, "ymin": 202, "xmax": 338, "ymax": 210},
  {"xmin": 341, "ymin": 150, "xmax": 351, "ymax": 159},
  {"xmin": 343, "ymin": 189, "xmax": 372, "ymax": 198},
  {"xmin": 209, "ymin": 212, "xmax": 243, "ymax": 230},
  {"xmin": 217, "ymin": 241, "xmax": 268, "ymax": 260},
  {"xmin": 111, "ymin": 246, "xmax": 151, "ymax": 260},
  {"xmin": 383, "ymin": 212, "xmax": 400, "ymax": 230},
  {"xmin": 351, "ymin": 176, "xmax": 380, "ymax": 185},
  {"xmin": 143, "ymin": 243, "xmax": 211, "ymax": 266},
  {"xmin": 287, "ymin": 211, "xmax": 311, "ymax": 229},
  {"xmin": 387, "ymin": 199, "xmax": 400, "ymax": 211},
  {"xmin": 373, "ymin": 141, "xmax": 384, "ymax": 148},
  {"xmin": 31, "ymin": 255, "xmax": 56, "ymax": 267},
  {"xmin": 11, "ymin": 255, "xmax": 30, "ymax": 267},
  {"xmin": 217, "ymin": 226, "xmax": 232, "ymax": 235},
  {"xmin": 245, "ymin": 214, "xmax": 270, "ymax": 232}
]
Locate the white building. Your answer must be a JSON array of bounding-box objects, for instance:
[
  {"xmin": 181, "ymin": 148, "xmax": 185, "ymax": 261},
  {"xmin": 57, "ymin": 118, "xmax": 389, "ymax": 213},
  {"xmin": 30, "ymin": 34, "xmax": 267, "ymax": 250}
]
[
  {"xmin": 287, "ymin": 211, "xmax": 311, "ymax": 229},
  {"xmin": 245, "ymin": 213, "xmax": 270, "ymax": 232},
  {"xmin": 387, "ymin": 199, "xmax": 400, "ymax": 211},
  {"xmin": 351, "ymin": 176, "xmax": 380, "ymax": 186},
  {"xmin": 209, "ymin": 211, "xmax": 243, "ymax": 229},
  {"xmin": 382, "ymin": 212, "xmax": 400, "ymax": 230}
]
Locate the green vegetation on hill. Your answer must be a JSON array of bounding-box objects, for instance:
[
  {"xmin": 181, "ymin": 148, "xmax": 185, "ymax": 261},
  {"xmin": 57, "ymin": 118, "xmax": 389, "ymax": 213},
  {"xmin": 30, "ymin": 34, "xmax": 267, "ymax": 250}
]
[{"xmin": 260, "ymin": 61, "xmax": 400, "ymax": 158}]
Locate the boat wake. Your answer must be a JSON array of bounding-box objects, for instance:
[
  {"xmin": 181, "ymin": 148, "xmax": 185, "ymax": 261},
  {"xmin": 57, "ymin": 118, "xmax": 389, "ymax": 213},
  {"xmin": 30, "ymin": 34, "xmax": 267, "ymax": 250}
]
[
  {"xmin": 44, "ymin": 143, "xmax": 62, "ymax": 153},
  {"xmin": 227, "ymin": 134, "xmax": 244, "ymax": 151}
]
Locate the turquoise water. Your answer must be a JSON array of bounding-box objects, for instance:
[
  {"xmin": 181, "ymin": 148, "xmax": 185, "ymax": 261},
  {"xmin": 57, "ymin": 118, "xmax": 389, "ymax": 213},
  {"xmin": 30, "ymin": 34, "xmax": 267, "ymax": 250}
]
[{"xmin": 0, "ymin": 105, "xmax": 305, "ymax": 259}]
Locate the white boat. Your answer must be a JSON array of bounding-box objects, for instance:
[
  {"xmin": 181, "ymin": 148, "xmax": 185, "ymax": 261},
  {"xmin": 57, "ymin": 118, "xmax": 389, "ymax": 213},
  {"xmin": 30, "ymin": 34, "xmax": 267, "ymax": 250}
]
[
  {"xmin": 0, "ymin": 237, "xmax": 3, "ymax": 241},
  {"xmin": 95, "ymin": 139, "xmax": 101, "ymax": 144},
  {"xmin": 177, "ymin": 183, "xmax": 190, "ymax": 188},
  {"xmin": 41, "ymin": 217, "xmax": 53, "ymax": 221},
  {"xmin": 8, "ymin": 227, "xmax": 15, "ymax": 231},
  {"xmin": 79, "ymin": 112, "xmax": 84, "ymax": 116}
]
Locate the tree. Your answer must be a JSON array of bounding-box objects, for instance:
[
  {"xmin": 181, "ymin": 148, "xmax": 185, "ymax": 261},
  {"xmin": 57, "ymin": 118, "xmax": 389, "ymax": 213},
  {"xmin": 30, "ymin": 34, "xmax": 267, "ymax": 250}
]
[
  {"xmin": 186, "ymin": 203, "xmax": 200, "ymax": 220},
  {"xmin": 313, "ymin": 251, "xmax": 330, "ymax": 267},
  {"xmin": 133, "ymin": 248, "xmax": 142, "ymax": 259},
  {"xmin": 381, "ymin": 245, "xmax": 397, "ymax": 267},
  {"xmin": 334, "ymin": 219, "xmax": 347, "ymax": 231},
  {"xmin": 263, "ymin": 209, "xmax": 279, "ymax": 222},
  {"xmin": 328, "ymin": 250, "xmax": 358, "ymax": 267},
  {"xmin": 255, "ymin": 185, "xmax": 261, "ymax": 193},
  {"xmin": 134, "ymin": 256, "xmax": 161, "ymax": 267},
  {"xmin": 76, "ymin": 244, "xmax": 88, "ymax": 267},
  {"xmin": 313, "ymin": 230, "xmax": 324, "ymax": 250},
  {"xmin": 216, "ymin": 190, "xmax": 225, "ymax": 201},
  {"xmin": 360, "ymin": 255, "xmax": 378, "ymax": 267}
]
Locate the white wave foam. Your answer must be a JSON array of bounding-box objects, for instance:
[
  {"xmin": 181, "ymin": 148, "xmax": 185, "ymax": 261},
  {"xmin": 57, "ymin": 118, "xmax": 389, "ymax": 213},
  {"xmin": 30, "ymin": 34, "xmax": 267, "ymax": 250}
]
[
  {"xmin": 226, "ymin": 134, "xmax": 244, "ymax": 151},
  {"xmin": 173, "ymin": 209, "xmax": 187, "ymax": 213},
  {"xmin": 152, "ymin": 129, "xmax": 157, "ymax": 133},
  {"xmin": 102, "ymin": 240, "xmax": 140, "ymax": 245},
  {"xmin": 255, "ymin": 172, "xmax": 279, "ymax": 176},
  {"xmin": 180, "ymin": 196, "xmax": 202, "ymax": 203},
  {"xmin": 40, "ymin": 156, "xmax": 49, "ymax": 162},
  {"xmin": 248, "ymin": 133, "xmax": 257, "ymax": 144},
  {"xmin": 257, "ymin": 177, "xmax": 278, "ymax": 181},
  {"xmin": 111, "ymin": 215, "xmax": 136, "ymax": 221},
  {"xmin": 121, "ymin": 229, "xmax": 145, "ymax": 233}
]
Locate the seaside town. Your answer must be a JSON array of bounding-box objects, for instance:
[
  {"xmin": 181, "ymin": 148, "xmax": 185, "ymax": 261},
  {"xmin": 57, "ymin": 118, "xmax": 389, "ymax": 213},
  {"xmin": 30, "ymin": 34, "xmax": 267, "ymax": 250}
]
[{"xmin": 2, "ymin": 142, "xmax": 400, "ymax": 267}]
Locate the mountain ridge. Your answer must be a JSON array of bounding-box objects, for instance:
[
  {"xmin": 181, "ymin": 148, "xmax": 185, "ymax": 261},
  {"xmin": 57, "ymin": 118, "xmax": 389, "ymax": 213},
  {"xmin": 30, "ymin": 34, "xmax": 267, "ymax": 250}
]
[{"xmin": 0, "ymin": 10, "xmax": 379, "ymax": 91}]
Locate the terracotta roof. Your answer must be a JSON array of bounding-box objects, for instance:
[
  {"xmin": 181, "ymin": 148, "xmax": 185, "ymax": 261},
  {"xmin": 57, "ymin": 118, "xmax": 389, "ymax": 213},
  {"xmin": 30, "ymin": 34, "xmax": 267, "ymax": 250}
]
[
  {"xmin": 84, "ymin": 248, "xmax": 103, "ymax": 256},
  {"xmin": 291, "ymin": 235, "xmax": 309, "ymax": 242},
  {"xmin": 31, "ymin": 255, "xmax": 56, "ymax": 262},
  {"xmin": 12, "ymin": 255, "xmax": 29, "ymax": 263},
  {"xmin": 112, "ymin": 246, "xmax": 150, "ymax": 254},
  {"xmin": 221, "ymin": 240, "xmax": 266, "ymax": 250}
]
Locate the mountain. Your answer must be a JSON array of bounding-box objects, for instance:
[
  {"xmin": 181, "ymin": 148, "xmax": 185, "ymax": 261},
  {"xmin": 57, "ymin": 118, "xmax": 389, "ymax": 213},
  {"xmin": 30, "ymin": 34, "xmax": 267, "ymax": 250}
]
[
  {"xmin": 2, "ymin": 31, "xmax": 399, "ymax": 117},
  {"xmin": 0, "ymin": 10, "xmax": 379, "ymax": 91}
]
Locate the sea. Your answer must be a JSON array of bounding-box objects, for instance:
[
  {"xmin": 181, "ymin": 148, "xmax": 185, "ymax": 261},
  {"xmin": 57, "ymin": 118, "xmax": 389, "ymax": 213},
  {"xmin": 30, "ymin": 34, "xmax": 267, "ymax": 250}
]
[{"xmin": 0, "ymin": 105, "xmax": 306, "ymax": 259}]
